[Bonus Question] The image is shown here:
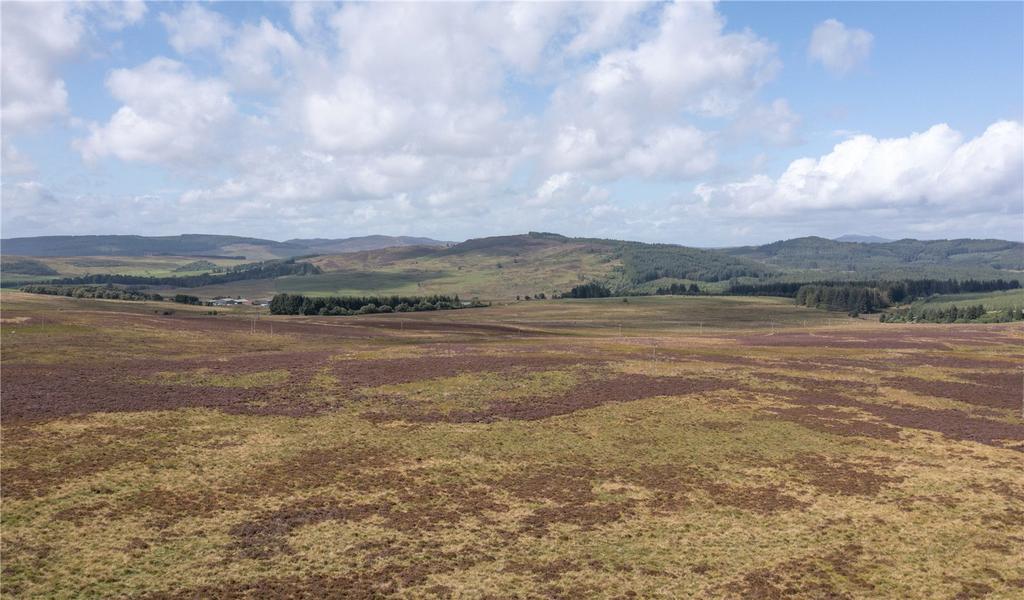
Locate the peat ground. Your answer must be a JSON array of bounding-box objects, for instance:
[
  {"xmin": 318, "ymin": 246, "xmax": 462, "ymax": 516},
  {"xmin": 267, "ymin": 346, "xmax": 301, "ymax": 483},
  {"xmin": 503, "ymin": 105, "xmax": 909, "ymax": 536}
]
[{"xmin": 1, "ymin": 291, "xmax": 1022, "ymax": 598}]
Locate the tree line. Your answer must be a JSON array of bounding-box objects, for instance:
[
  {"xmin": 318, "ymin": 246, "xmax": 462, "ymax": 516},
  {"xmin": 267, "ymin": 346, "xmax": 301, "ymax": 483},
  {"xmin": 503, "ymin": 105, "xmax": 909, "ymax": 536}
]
[
  {"xmin": 269, "ymin": 293, "xmax": 484, "ymax": 315},
  {"xmin": 881, "ymin": 305, "xmax": 1024, "ymax": 323},
  {"xmin": 655, "ymin": 283, "xmax": 702, "ymax": 295},
  {"xmin": 563, "ymin": 282, "xmax": 611, "ymax": 298},
  {"xmin": 730, "ymin": 278, "xmax": 1020, "ymax": 300},
  {"xmin": 794, "ymin": 284, "xmax": 887, "ymax": 314},
  {"xmin": 20, "ymin": 284, "xmax": 165, "ymax": 302}
]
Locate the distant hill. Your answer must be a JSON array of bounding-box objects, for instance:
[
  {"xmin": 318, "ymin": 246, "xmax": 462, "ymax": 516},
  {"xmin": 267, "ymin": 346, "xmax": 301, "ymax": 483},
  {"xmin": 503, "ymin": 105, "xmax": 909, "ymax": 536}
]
[
  {"xmin": 833, "ymin": 234, "xmax": 893, "ymax": 243},
  {"xmin": 0, "ymin": 234, "xmax": 302, "ymax": 259},
  {"xmin": 0, "ymin": 234, "xmax": 449, "ymax": 259},
  {"xmin": 5, "ymin": 231, "xmax": 1022, "ymax": 300},
  {"xmin": 283, "ymin": 235, "xmax": 449, "ymax": 254},
  {"xmin": 285, "ymin": 232, "xmax": 773, "ymax": 300},
  {"xmin": 725, "ymin": 236, "xmax": 1024, "ymax": 278}
]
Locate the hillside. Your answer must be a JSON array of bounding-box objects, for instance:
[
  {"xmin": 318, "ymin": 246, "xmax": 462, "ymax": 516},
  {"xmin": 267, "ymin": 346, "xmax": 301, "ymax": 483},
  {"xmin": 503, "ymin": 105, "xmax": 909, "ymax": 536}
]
[
  {"xmin": 0, "ymin": 234, "xmax": 450, "ymax": 260},
  {"xmin": 153, "ymin": 233, "xmax": 769, "ymax": 300},
  {"xmin": 725, "ymin": 236, "xmax": 1024, "ymax": 279},
  {"xmin": 284, "ymin": 235, "xmax": 448, "ymax": 254},
  {"xmin": 6, "ymin": 232, "xmax": 1023, "ymax": 300}
]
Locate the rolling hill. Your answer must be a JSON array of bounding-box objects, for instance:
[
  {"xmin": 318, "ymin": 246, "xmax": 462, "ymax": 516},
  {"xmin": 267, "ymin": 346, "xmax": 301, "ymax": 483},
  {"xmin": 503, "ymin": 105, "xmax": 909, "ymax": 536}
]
[
  {"xmin": 152, "ymin": 232, "xmax": 771, "ymax": 300},
  {"xmin": 725, "ymin": 236, "xmax": 1024, "ymax": 279},
  {"xmin": 0, "ymin": 234, "xmax": 449, "ymax": 260},
  {"xmin": 5, "ymin": 232, "xmax": 1022, "ymax": 300},
  {"xmin": 283, "ymin": 235, "xmax": 450, "ymax": 254}
]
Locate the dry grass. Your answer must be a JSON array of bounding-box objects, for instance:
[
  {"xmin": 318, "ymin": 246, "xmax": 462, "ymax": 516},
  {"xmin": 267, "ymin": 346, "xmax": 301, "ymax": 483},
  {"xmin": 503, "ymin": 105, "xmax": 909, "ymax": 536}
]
[{"xmin": 2, "ymin": 290, "xmax": 1022, "ymax": 598}]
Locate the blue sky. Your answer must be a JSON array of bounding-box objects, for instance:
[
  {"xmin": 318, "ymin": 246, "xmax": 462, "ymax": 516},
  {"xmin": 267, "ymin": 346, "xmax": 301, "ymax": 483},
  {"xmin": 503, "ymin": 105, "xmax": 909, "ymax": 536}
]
[{"xmin": 2, "ymin": 1, "xmax": 1021, "ymax": 244}]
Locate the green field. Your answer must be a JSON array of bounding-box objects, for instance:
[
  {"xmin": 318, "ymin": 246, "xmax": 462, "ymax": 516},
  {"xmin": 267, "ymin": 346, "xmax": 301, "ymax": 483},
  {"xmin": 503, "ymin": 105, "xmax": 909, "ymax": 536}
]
[{"xmin": 911, "ymin": 289, "xmax": 1024, "ymax": 310}]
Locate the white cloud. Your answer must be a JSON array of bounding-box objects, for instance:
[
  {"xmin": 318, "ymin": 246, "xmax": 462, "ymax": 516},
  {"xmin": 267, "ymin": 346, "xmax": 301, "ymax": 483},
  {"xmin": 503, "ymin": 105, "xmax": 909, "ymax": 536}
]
[
  {"xmin": 305, "ymin": 2, "xmax": 530, "ymax": 157},
  {"xmin": 566, "ymin": 2, "xmax": 649, "ymax": 57},
  {"xmin": 734, "ymin": 99, "xmax": 803, "ymax": 146},
  {"xmin": 223, "ymin": 18, "xmax": 301, "ymax": 91},
  {"xmin": 160, "ymin": 3, "xmax": 232, "ymax": 54},
  {"xmin": 0, "ymin": 1, "xmax": 149, "ymax": 136},
  {"xmin": 77, "ymin": 58, "xmax": 236, "ymax": 164},
  {"xmin": 1, "ymin": 139, "xmax": 35, "ymax": 178},
  {"xmin": 809, "ymin": 19, "xmax": 873, "ymax": 76},
  {"xmin": 575, "ymin": 2, "xmax": 778, "ymax": 117},
  {"xmin": 0, "ymin": 2, "xmax": 83, "ymax": 131},
  {"xmin": 92, "ymin": 1, "xmax": 147, "ymax": 30},
  {"xmin": 542, "ymin": 1, "xmax": 776, "ymax": 179},
  {"xmin": 527, "ymin": 173, "xmax": 610, "ymax": 207},
  {"xmin": 148, "ymin": 1, "xmax": 775, "ymax": 239},
  {"xmin": 694, "ymin": 120, "xmax": 1024, "ymax": 216},
  {"xmin": 623, "ymin": 126, "xmax": 716, "ymax": 178}
]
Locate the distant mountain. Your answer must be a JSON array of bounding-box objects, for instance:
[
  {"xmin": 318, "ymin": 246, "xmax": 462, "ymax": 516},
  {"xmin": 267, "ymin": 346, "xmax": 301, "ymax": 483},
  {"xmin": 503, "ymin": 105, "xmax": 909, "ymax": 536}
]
[
  {"xmin": 0, "ymin": 234, "xmax": 449, "ymax": 259},
  {"xmin": 725, "ymin": 236, "xmax": 1024, "ymax": 277},
  {"xmin": 834, "ymin": 234, "xmax": 893, "ymax": 244},
  {"xmin": 284, "ymin": 235, "xmax": 449, "ymax": 254}
]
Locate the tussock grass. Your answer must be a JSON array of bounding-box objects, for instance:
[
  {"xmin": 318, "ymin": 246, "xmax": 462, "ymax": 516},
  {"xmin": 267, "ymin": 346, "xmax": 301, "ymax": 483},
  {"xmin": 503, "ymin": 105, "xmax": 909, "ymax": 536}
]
[{"xmin": 2, "ymin": 291, "xmax": 1022, "ymax": 598}]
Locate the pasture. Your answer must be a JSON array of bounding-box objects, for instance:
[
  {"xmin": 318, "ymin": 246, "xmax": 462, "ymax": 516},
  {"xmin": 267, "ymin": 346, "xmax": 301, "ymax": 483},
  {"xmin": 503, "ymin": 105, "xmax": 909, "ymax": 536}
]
[
  {"xmin": 1, "ymin": 291, "xmax": 1022, "ymax": 598},
  {"xmin": 912, "ymin": 288, "xmax": 1024, "ymax": 311}
]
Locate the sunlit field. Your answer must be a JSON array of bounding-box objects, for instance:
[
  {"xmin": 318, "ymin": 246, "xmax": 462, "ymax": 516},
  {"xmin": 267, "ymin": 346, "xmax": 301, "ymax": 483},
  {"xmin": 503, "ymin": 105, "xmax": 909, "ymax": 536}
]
[{"xmin": 2, "ymin": 291, "xmax": 1022, "ymax": 598}]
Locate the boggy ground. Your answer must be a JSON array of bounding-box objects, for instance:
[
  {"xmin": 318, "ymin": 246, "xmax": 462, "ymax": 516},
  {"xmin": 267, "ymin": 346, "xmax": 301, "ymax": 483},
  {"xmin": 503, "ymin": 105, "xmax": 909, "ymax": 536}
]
[{"xmin": 2, "ymin": 291, "xmax": 1022, "ymax": 598}]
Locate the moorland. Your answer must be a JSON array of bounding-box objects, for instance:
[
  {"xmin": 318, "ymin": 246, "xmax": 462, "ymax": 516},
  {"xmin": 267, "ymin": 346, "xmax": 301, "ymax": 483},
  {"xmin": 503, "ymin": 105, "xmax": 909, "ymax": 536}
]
[
  {"xmin": 1, "ymin": 232, "xmax": 1023, "ymax": 598},
  {"xmin": 1, "ymin": 290, "xmax": 1022, "ymax": 598}
]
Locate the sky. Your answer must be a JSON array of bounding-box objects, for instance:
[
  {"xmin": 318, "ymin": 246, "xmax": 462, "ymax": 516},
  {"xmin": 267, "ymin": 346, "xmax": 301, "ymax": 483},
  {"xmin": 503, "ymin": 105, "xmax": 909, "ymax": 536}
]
[{"xmin": 2, "ymin": 0, "xmax": 1022, "ymax": 245}]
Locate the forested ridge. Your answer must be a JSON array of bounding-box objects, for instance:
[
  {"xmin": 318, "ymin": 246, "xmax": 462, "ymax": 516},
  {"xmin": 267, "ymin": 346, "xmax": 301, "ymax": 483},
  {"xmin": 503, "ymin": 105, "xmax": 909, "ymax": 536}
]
[{"xmin": 725, "ymin": 236, "xmax": 1024, "ymax": 272}]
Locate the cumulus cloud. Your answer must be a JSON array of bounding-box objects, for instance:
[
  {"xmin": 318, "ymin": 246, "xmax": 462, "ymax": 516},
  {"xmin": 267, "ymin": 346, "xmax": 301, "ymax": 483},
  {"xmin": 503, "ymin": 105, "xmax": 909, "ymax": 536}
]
[
  {"xmin": 147, "ymin": 1, "xmax": 779, "ymax": 240},
  {"xmin": 0, "ymin": 1, "xmax": 147, "ymax": 136},
  {"xmin": 223, "ymin": 18, "xmax": 301, "ymax": 91},
  {"xmin": 76, "ymin": 58, "xmax": 236, "ymax": 164},
  {"xmin": 542, "ymin": 1, "xmax": 776, "ymax": 179},
  {"xmin": 527, "ymin": 173, "xmax": 610, "ymax": 207},
  {"xmin": 565, "ymin": 2, "xmax": 649, "ymax": 57},
  {"xmin": 809, "ymin": 19, "xmax": 873, "ymax": 75},
  {"xmin": 0, "ymin": 2, "xmax": 83, "ymax": 131},
  {"xmin": 91, "ymin": 1, "xmax": 147, "ymax": 30},
  {"xmin": 733, "ymin": 99, "xmax": 803, "ymax": 146},
  {"xmin": 694, "ymin": 120, "xmax": 1024, "ymax": 216},
  {"xmin": 573, "ymin": 2, "xmax": 778, "ymax": 117},
  {"xmin": 304, "ymin": 2, "xmax": 536, "ymax": 157},
  {"xmin": 160, "ymin": 3, "xmax": 232, "ymax": 54}
]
